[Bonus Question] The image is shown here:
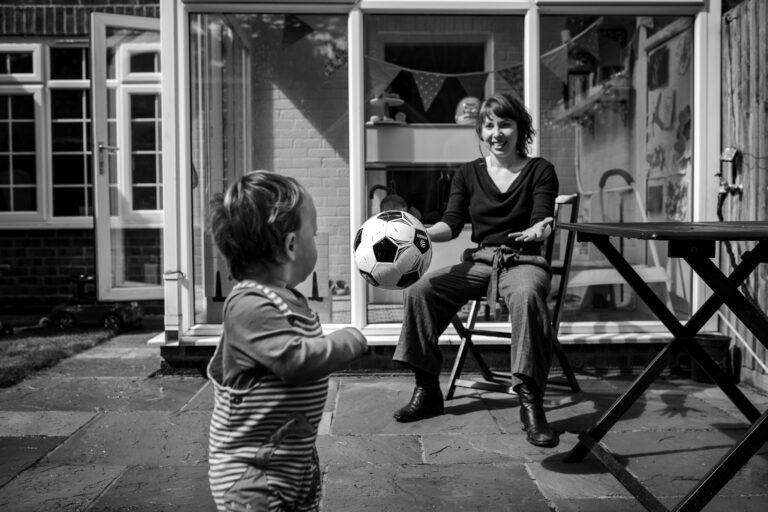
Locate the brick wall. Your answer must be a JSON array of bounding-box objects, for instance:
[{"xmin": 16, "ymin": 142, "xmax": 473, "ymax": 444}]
[
  {"xmin": 0, "ymin": 0, "xmax": 159, "ymax": 36},
  {"xmin": 0, "ymin": 229, "xmax": 95, "ymax": 313}
]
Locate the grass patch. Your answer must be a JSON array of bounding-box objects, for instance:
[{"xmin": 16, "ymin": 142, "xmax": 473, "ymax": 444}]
[{"xmin": 0, "ymin": 327, "xmax": 116, "ymax": 388}]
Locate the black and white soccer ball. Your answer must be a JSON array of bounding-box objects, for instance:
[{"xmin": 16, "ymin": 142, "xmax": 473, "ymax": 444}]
[{"xmin": 353, "ymin": 211, "xmax": 432, "ymax": 289}]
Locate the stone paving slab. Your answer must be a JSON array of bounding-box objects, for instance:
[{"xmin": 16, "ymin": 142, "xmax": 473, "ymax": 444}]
[
  {"xmin": 331, "ymin": 377, "xmax": 503, "ymax": 435},
  {"xmin": 420, "ymin": 432, "xmax": 555, "ymax": 464},
  {"xmin": 0, "ymin": 411, "xmax": 97, "ymax": 436},
  {"xmin": 45, "ymin": 411, "xmax": 210, "ymax": 467},
  {"xmin": 89, "ymin": 465, "xmax": 216, "ymax": 512},
  {"xmin": 0, "ymin": 463, "xmax": 125, "ymax": 512},
  {"xmin": 0, "ymin": 437, "xmax": 65, "ymax": 487},
  {"xmin": 322, "ymin": 462, "xmax": 552, "ymax": 512},
  {"xmin": 318, "ymin": 434, "xmax": 423, "ymax": 465},
  {"xmin": 595, "ymin": 430, "xmax": 768, "ymax": 497},
  {"xmin": 0, "ymin": 376, "xmax": 207, "ymax": 412},
  {"xmin": 529, "ymin": 430, "xmax": 768, "ymax": 502},
  {"xmin": 549, "ymin": 495, "xmax": 768, "ymax": 512},
  {"xmin": 36, "ymin": 356, "xmax": 162, "ymax": 378}
]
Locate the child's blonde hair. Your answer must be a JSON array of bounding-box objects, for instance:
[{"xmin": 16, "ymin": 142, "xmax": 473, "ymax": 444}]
[{"xmin": 209, "ymin": 170, "xmax": 305, "ymax": 280}]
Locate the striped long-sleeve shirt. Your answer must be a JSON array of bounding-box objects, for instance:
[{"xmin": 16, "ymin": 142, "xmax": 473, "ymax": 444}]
[{"xmin": 208, "ymin": 281, "xmax": 366, "ymax": 511}]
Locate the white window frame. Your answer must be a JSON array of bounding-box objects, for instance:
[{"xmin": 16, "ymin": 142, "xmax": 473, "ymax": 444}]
[
  {"xmin": 116, "ymin": 83, "xmax": 164, "ymax": 227},
  {"xmin": 0, "ymin": 84, "xmax": 46, "ymax": 222},
  {"xmin": 118, "ymin": 42, "xmax": 162, "ymax": 83},
  {"xmin": 0, "ymin": 44, "xmax": 43, "ymax": 83},
  {"xmin": 0, "ymin": 42, "xmax": 97, "ymax": 228}
]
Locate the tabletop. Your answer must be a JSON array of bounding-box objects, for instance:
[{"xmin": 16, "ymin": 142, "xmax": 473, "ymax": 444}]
[{"xmin": 558, "ymin": 221, "xmax": 768, "ymax": 242}]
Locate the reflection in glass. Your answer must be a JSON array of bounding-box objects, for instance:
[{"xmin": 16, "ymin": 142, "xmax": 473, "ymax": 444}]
[
  {"xmin": 539, "ymin": 15, "xmax": 693, "ymax": 323},
  {"xmin": 364, "ymin": 13, "xmax": 524, "ymax": 323},
  {"xmin": 190, "ymin": 12, "xmax": 350, "ymax": 325}
]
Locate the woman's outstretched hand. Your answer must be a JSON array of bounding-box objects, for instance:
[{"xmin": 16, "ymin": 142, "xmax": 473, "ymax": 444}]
[{"xmin": 508, "ymin": 217, "xmax": 554, "ymax": 243}]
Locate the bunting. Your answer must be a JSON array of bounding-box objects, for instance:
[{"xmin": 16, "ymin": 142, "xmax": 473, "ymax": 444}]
[
  {"xmin": 542, "ymin": 17, "xmax": 604, "ymax": 84},
  {"xmin": 282, "ymin": 14, "xmax": 314, "ymax": 48},
  {"xmin": 541, "ymin": 46, "xmax": 568, "ymax": 83},
  {"xmin": 496, "ymin": 64, "xmax": 524, "ymax": 97},
  {"xmin": 367, "ymin": 58, "xmax": 402, "ymax": 99},
  {"xmin": 456, "ymin": 72, "xmax": 489, "ymax": 100},
  {"xmin": 412, "ymin": 71, "xmax": 445, "ymax": 111}
]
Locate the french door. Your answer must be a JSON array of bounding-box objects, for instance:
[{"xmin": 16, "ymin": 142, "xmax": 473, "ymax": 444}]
[{"xmin": 90, "ymin": 13, "xmax": 163, "ymax": 301}]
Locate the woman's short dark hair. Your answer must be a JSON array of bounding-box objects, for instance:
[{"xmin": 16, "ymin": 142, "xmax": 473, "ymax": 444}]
[
  {"xmin": 208, "ymin": 170, "xmax": 305, "ymax": 280},
  {"xmin": 476, "ymin": 93, "xmax": 535, "ymax": 157}
]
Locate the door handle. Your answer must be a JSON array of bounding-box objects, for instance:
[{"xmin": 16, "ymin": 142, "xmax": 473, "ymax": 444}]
[
  {"xmin": 98, "ymin": 142, "xmax": 119, "ymax": 152},
  {"xmin": 97, "ymin": 142, "xmax": 119, "ymax": 174}
]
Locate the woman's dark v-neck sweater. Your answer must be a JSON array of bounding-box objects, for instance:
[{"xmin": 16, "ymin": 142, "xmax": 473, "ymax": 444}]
[{"xmin": 440, "ymin": 157, "xmax": 559, "ymax": 246}]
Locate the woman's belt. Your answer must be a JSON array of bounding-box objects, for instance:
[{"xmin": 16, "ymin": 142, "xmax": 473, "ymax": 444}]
[{"xmin": 462, "ymin": 244, "xmax": 551, "ymax": 319}]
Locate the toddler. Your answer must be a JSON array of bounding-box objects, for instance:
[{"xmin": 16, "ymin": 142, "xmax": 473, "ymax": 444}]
[{"xmin": 207, "ymin": 170, "xmax": 368, "ymax": 511}]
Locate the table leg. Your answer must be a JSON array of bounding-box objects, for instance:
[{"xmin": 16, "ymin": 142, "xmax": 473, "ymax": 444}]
[
  {"xmin": 591, "ymin": 235, "xmax": 761, "ymax": 421},
  {"xmin": 564, "ymin": 337, "xmax": 684, "ymax": 463},
  {"xmin": 674, "ymin": 410, "xmax": 768, "ymax": 512}
]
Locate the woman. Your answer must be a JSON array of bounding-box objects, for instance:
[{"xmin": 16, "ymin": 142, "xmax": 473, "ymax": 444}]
[{"xmin": 392, "ymin": 92, "xmax": 559, "ymax": 448}]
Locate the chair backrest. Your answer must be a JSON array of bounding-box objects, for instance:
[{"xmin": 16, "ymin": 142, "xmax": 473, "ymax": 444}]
[{"xmin": 546, "ymin": 193, "xmax": 580, "ymax": 332}]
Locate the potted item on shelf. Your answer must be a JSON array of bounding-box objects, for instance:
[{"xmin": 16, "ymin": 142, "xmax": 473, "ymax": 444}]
[
  {"xmin": 368, "ymin": 92, "xmax": 406, "ymax": 125},
  {"xmin": 454, "ymin": 96, "xmax": 481, "ymax": 125}
]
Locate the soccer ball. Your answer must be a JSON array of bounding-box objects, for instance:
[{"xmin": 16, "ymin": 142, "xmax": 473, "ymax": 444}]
[{"xmin": 353, "ymin": 211, "xmax": 432, "ymax": 289}]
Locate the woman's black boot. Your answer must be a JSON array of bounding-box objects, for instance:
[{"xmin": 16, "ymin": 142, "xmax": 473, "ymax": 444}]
[
  {"xmin": 517, "ymin": 383, "xmax": 558, "ymax": 447},
  {"xmin": 393, "ymin": 384, "xmax": 443, "ymax": 422}
]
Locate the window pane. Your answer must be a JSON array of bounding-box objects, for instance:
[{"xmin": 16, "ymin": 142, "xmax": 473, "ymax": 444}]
[
  {"xmin": 52, "ymin": 122, "xmax": 84, "ymax": 151},
  {"xmin": 539, "ymin": 14, "xmax": 694, "ymax": 323},
  {"xmin": 130, "ymin": 51, "xmax": 159, "ymax": 73},
  {"xmin": 1, "ymin": 52, "xmax": 33, "ymax": 74},
  {"xmin": 0, "ymin": 188, "xmax": 10, "ymax": 210},
  {"xmin": 52, "ymin": 154, "xmax": 88, "ymax": 185},
  {"xmin": 132, "ymin": 187, "xmax": 157, "ymax": 210},
  {"xmin": 0, "ymin": 156, "xmax": 8, "ymax": 182},
  {"xmin": 11, "ymin": 121, "xmax": 35, "ymax": 152},
  {"xmin": 53, "ymin": 187, "xmax": 87, "ymax": 216},
  {"xmin": 0, "ymin": 96, "xmax": 7, "ymax": 119},
  {"xmin": 190, "ymin": 12, "xmax": 349, "ymax": 324},
  {"xmin": 132, "ymin": 154, "xmax": 156, "ymax": 183},
  {"xmin": 131, "ymin": 94, "xmax": 157, "ymax": 118},
  {"xmin": 12, "ymin": 155, "xmax": 35, "ymax": 183},
  {"xmin": 363, "ymin": 13, "xmax": 524, "ymax": 323},
  {"xmin": 51, "ymin": 90, "xmax": 87, "ymax": 119},
  {"xmin": 131, "ymin": 120, "xmax": 156, "ymax": 151},
  {"xmin": 0, "ymin": 122, "xmax": 7, "ymax": 151},
  {"xmin": 13, "ymin": 187, "xmax": 35, "ymax": 210},
  {"xmin": 11, "ymin": 95, "xmax": 34, "ymax": 119},
  {"xmin": 50, "ymin": 47, "xmax": 88, "ymax": 79}
]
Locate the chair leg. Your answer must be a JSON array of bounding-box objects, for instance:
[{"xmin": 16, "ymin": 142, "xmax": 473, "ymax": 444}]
[
  {"xmin": 446, "ymin": 337, "xmax": 471, "ymax": 400},
  {"xmin": 549, "ymin": 336, "xmax": 581, "ymax": 393}
]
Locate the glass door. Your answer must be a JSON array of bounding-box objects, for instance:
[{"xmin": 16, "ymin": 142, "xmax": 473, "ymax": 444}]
[{"xmin": 90, "ymin": 13, "xmax": 163, "ymax": 301}]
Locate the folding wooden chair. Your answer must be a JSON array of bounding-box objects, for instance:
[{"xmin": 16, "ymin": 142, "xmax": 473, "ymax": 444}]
[{"xmin": 445, "ymin": 193, "xmax": 581, "ymax": 399}]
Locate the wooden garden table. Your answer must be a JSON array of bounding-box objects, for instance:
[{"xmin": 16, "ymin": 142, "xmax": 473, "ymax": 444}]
[{"xmin": 558, "ymin": 221, "xmax": 768, "ymax": 512}]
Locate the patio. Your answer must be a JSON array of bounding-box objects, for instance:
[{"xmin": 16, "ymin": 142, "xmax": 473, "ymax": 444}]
[{"xmin": 0, "ymin": 329, "xmax": 767, "ymax": 511}]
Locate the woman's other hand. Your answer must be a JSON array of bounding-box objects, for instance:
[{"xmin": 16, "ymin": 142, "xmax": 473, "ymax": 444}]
[{"xmin": 508, "ymin": 217, "xmax": 554, "ymax": 243}]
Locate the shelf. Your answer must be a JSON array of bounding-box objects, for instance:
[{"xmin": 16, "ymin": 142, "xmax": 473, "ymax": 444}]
[
  {"xmin": 365, "ymin": 124, "xmax": 477, "ymax": 163},
  {"xmin": 551, "ymin": 76, "xmax": 632, "ymax": 124}
]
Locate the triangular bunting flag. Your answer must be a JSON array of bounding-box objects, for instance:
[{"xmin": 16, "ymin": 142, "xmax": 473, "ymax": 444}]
[
  {"xmin": 541, "ymin": 46, "xmax": 568, "ymax": 84},
  {"xmin": 367, "ymin": 59, "xmax": 402, "ymax": 99},
  {"xmin": 412, "ymin": 71, "xmax": 445, "ymax": 111},
  {"xmin": 456, "ymin": 73, "xmax": 489, "ymax": 99},
  {"xmin": 282, "ymin": 14, "xmax": 314, "ymax": 48},
  {"xmin": 496, "ymin": 65, "xmax": 524, "ymax": 96}
]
